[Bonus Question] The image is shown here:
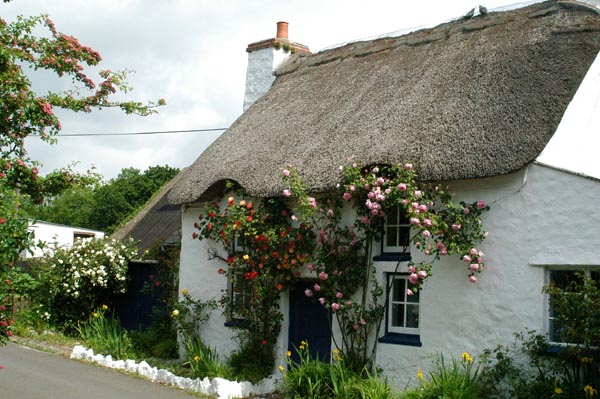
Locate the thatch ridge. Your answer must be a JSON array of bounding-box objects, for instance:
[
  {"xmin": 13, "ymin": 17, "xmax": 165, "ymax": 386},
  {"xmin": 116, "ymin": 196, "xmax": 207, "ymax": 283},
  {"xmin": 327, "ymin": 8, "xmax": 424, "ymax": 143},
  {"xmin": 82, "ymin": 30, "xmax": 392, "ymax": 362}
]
[{"xmin": 169, "ymin": 1, "xmax": 600, "ymax": 204}]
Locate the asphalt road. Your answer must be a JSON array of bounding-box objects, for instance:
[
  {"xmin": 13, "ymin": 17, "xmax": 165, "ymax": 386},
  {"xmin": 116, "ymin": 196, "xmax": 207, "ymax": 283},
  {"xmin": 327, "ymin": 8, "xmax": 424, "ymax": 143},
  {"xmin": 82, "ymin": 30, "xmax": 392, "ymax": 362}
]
[{"xmin": 0, "ymin": 342, "xmax": 200, "ymax": 399}]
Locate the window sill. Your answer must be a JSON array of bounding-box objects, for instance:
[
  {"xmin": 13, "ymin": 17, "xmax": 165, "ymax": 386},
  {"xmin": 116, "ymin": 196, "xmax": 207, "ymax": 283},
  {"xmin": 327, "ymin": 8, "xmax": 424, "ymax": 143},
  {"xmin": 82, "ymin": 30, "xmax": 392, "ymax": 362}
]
[
  {"xmin": 224, "ymin": 319, "xmax": 249, "ymax": 329},
  {"xmin": 373, "ymin": 254, "xmax": 411, "ymax": 262},
  {"xmin": 378, "ymin": 333, "xmax": 422, "ymax": 347}
]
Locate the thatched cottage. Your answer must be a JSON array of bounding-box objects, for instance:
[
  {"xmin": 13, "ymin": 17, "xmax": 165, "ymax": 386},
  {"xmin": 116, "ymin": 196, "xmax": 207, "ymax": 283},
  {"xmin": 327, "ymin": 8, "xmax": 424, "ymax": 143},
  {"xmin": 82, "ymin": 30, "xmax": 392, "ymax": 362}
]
[{"xmin": 168, "ymin": 1, "xmax": 600, "ymax": 385}]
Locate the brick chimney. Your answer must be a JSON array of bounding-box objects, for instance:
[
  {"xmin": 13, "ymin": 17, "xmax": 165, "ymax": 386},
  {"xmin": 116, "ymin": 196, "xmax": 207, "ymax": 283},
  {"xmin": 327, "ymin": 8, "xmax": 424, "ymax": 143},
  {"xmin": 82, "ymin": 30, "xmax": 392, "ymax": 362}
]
[{"xmin": 243, "ymin": 22, "xmax": 310, "ymax": 112}]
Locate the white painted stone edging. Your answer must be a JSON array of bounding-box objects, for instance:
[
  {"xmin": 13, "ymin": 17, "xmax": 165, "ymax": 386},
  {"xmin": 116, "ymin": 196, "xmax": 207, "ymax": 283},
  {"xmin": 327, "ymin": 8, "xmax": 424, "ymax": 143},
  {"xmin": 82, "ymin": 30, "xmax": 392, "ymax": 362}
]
[{"xmin": 70, "ymin": 345, "xmax": 277, "ymax": 399}]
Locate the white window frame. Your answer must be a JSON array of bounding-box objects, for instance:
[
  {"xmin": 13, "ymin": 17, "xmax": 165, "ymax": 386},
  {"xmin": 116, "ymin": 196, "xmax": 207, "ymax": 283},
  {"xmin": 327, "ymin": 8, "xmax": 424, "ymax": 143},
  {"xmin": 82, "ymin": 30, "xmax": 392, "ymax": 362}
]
[
  {"xmin": 387, "ymin": 274, "xmax": 420, "ymax": 335},
  {"xmin": 383, "ymin": 205, "xmax": 410, "ymax": 254},
  {"xmin": 545, "ymin": 267, "xmax": 600, "ymax": 344}
]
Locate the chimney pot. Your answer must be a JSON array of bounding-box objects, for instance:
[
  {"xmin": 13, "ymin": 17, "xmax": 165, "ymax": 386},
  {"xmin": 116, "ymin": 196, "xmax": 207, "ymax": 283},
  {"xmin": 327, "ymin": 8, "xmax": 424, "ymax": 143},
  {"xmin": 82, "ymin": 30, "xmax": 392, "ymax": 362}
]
[{"xmin": 276, "ymin": 21, "xmax": 289, "ymax": 40}]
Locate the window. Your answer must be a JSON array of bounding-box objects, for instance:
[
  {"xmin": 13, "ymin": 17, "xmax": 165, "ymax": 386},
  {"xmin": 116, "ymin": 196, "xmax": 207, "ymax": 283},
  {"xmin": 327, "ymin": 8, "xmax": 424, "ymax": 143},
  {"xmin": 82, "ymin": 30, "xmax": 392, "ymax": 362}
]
[
  {"xmin": 225, "ymin": 273, "xmax": 252, "ymax": 326},
  {"xmin": 379, "ymin": 274, "xmax": 421, "ymax": 346},
  {"xmin": 375, "ymin": 205, "xmax": 411, "ymax": 262},
  {"xmin": 73, "ymin": 232, "xmax": 95, "ymax": 243},
  {"xmin": 547, "ymin": 268, "xmax": 600, "ymax": 343},
  {"xmin": 383, "ymin": 206, "xmax": 410, "ymax": 253}
]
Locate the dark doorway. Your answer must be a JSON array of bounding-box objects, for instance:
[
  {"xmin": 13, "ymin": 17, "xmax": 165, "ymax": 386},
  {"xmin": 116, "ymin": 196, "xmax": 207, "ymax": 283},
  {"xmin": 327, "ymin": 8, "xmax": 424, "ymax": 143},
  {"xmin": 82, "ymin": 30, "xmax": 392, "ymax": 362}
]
[{"xmin": 288, "ymin": 280, "xmax": 332, "ymax": 363}]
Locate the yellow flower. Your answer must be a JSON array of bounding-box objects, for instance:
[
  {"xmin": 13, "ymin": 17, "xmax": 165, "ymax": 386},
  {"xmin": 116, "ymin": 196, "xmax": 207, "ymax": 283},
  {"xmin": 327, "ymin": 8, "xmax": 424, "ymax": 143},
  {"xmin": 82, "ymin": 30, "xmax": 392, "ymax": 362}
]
[
  {"xmin": 461, "ymin": 352, "xmax": 473, "ymax": 363},
  {"xmin": 101, "ymin": 304, "xmax": 108, "ymax": 310},
  {"xmin": 172, "ymin": 309, "xmax": 180, "ymax": 317},
  {"xmin": 181, "ymin": 288, "xmax": 189, "ymax": 295},
  {"xmin": 555, "ymin": 387, "xmax": 564, "ymax": 395},
  {"xmin": 193, "ymin": 355, "xmax": 200, "ymax": 362},
  {"xmin": 585, "ymin": 385, "xmax": 597, "ymax": 397},
  {"xmin": 286, "ymin": 351, "xmax": 291, "ymax": 357},
  {"xmin": 582, "ymin": 356, "xmax": 594, "ymax": 364},
  {"xmin": 333, "ymin": 348, "xmax": 341, "ymax": 361},
  {"xmin": 278, "ymin": 365, "xmax": 285, "ymax": 372},
  {"xmin": 417, "ymin": 367, "xmax": 423, "ymax": 381},
  {"xmin": 239, "ymin": 200, "xmax": 246, "ymax": 206},
  {"xmin": 243, "ymin": 254, "xmax": 250, "ymax": 261},
  {"xmin": 92, "ymin": 312, "xmax": 99, "ymax": 318}
]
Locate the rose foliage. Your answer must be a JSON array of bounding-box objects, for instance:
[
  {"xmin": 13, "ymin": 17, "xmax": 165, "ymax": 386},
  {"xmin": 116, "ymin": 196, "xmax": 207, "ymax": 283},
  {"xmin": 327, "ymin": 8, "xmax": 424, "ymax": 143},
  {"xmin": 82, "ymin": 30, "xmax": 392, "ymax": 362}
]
[{"xmin": 193, "ymin": 163, "xmax": 489, "ymax": 374}]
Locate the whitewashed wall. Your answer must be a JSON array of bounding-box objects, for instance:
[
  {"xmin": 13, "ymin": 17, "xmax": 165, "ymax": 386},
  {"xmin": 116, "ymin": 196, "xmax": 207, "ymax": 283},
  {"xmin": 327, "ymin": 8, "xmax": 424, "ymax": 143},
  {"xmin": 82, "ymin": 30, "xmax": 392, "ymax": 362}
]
[
  {"xmin": 376, "ymin": 163, "xmax": 600, "ymax": 387},
  {"xmin": 25, "ymin": 221, "xmax": 104, "ymax": 258},
  {"xmin": 178, "ymin": 163, "xmax": 600, "ymax": 387}
]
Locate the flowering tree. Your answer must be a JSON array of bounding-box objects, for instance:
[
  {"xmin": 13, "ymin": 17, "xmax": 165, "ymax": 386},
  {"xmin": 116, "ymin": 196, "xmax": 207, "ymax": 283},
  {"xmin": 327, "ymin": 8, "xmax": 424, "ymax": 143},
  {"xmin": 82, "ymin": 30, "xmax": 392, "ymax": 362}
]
[
  {"xmin": 284, "ymin": 162, "xmax": 489, "ymax": 371},
  {"xmin": 0, "ymin": 14, "xmax": 163, "ymax": 344}
]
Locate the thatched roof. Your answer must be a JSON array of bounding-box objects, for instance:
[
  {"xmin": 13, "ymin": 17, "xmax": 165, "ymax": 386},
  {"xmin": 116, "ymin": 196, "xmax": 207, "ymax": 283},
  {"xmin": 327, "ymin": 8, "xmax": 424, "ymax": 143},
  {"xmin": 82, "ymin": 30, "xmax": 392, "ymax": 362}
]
[
  {"xmin": 169, "ymin": 1, "xmax": 600, "ymax": 204},
  {"xmin": 112, "ymin": 171, "xmax": 184, "ymax": 254}
]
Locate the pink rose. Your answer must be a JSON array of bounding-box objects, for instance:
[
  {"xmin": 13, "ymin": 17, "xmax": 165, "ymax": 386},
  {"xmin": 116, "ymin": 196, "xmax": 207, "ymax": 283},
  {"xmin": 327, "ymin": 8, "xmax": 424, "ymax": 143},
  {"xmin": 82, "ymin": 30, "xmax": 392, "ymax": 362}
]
[
  {"xmin": 401, "ymin": 199, "xmax": 408, "ymax": 206},
  {"xmin": 282, "ymin": 169, "xmax": 290, "ymax": 177},
  {"xmin": 408, "ymin": 266, "xmax": 416, "ymax": 273},
  {"xmin": 422, "ymin": 230, "xmax": 431, "ymax": 238},
  {"xmin": 335, "ymin": 292, "xmax": 343, "ymax": 299},
  {"xmin": 345, "ymin": 300, "xmax": 353, "ymax": 306},
  {"xmin": 314, "ymin": 283, "xmax": 321, "ymax": 292},
  {"xmin": 405, "ymin": 163, "xmax": 413, "ymax": 170},
  {"xmin": 409, "ymin": 273, "xmax": 419, "ymax": 284},
  {"xmin": 477, "ymin": 200, "xmax": 486, "ymax": 209},
  {"xmin": 406, "ymin": 289, "xmax": 414, "ymax": 296},
  {"xmin": 464, "ymin": 207, "xmax": 470, "ymax": 214},
  {"xmin": 319, "ymin": 272, "xmax": 328, "ymax": 280},
  {"xmin": 469, "ymin": 264, "xmax": 480, "ymax": 271},
  {"xmin": 305, "ymin": 289, "xmax": 313, "ymax": 297},
  {"xmin": 319, "ymin": 297, "xmax": 325, "ymax": 305},
  {"xmin": 360, "ymin": 318, "xmax": 366, "ymax": 325},
  {"xmin": 397, "ymin": 183, "xmax": 407, "ymax": 191},
  {"xmin": 463, "ymin": 255, "xmax": 472, "ymax": 262},
  {"xmin": 291, "ymin": 215, "xmax": 298, "ymax": 222},
  {"xmin": 424, "ymin": 219, "xmax": 432, "ymax": 227},
  {"xmin": 331, "ymin": 303, "xmax": 340, "ymax": 311},
  {"xmin": 410, "ymin": 218, "xmax": 421, "ymax": 226},
  {"xmin": 436, "ymin": 242, "xmax": 446, "ymax": 250},
  {"xmin": 283, "ymin": 189, "xmax": 291, "ymax": 197},
  {"xmin": 418, "ymin": 270, "xmax": 428, "ymax": 279},
  {"xmin": 308, "ymin": 197, "xmax": 317, "ymax": 207},
  {"xmin": 343, "ymin": 192, "xmax": 352, "ymax": 201},
  {"xmin": 469, "ymin": 275, "xmax": 478, "ymax": 283},
  {"xmin": 373, "ymin": 166, "xmax": 379, "ymax": 173},
  {"xmin": 414, "ymin": 190, "xmax": 422, "ymax": 198},
  {"xmin": 349, "ymin": 185, "xmax": 356, "ymax": 191},
  {"xmin": 452, "ymin": 224, "xmax": 461, "ymax": 231},
  {"xmin": 353, "ymin": 324, "xmax": 360, "ymax": 331},
  {"xmin": 470, "ymin": 248, "xmax": 478, "ymax": 256},
  {"xmin": 306, "ymin": 263, "xmax": 315, "ymax": 272},
  {"xmin": 418, "ymin": 204, "xmax": 428, "ymax": 212}
]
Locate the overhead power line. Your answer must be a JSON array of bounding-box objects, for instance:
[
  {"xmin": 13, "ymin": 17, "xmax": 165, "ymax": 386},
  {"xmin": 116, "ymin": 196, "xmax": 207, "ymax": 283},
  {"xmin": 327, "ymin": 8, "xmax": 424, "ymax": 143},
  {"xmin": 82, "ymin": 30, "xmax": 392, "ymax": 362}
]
[{"xmin": 29, "ymin": 127, "xmax": 228, "ymax": 137}]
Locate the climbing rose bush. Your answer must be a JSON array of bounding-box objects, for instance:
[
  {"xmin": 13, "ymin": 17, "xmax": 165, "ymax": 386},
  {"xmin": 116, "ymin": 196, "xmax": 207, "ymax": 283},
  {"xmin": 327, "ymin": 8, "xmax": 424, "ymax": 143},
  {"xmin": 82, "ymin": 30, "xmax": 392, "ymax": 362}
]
[{"xmin": 282, "ymin": 162, "xmax": 489, "ymax": 370}]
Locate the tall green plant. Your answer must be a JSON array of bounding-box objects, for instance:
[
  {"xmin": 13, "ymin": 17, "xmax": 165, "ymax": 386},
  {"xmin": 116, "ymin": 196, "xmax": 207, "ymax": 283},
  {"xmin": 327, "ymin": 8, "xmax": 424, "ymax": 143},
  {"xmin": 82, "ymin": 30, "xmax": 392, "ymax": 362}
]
[{"xmin": 76, "ymin": 305, "xmax": 132, "ymax": 359}]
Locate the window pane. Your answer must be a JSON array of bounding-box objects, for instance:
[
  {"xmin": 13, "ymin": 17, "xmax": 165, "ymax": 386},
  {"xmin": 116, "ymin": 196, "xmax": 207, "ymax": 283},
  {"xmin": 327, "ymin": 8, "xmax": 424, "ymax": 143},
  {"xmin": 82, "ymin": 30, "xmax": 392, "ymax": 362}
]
[
  {"xmin": 406, "ymin": 305, "xmax": 419, "ymax": 328},
  {"xmin": 392, "ymin": 278, "xmax": 405, "ymax": 302},
  {"xmin": 592, "ymin": 271, "xmax": 600, "ymax": 284},
  {"xmin": 407, "ymin": 290, "xmax": 419, "ymax": 303},
  {"xmin": 398, "ymin": 227, "xmax": 410, "ymax": 248},
  {"xmin": 550, "ymin": 270, "xmax": 581, "ymax": 290},
  {"xmin": 388, "ymin": 207, "xmax": 398, "ymax": 225},
  {"xmin": 391, "ymin": 304, "xmax": 404, "ymax": 327},
  {"xmin": 386, "ymin": 227, "xmax": 398, "ymax": 247}
]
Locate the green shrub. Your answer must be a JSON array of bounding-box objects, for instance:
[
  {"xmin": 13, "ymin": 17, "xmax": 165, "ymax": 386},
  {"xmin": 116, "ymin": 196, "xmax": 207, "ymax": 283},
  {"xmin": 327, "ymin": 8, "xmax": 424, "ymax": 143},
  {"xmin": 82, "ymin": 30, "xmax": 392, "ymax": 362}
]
[
  {"xmin": 402, "ymin": 352, "xmax": 485, "ymax": 399},
  {"xmin": 76, "ymin": 306, "xmax": 132, "ymax": 359},
  {"xmin": 283, "ymin": 343, "xmax": 396, "ymax": 399},
  {"xmin": 184, "ymin": 336, "xmax": 230, "ymax": 379},
  {"xmin": 227, "ymin": 334, "xmax": 275, "ymax": 384}
]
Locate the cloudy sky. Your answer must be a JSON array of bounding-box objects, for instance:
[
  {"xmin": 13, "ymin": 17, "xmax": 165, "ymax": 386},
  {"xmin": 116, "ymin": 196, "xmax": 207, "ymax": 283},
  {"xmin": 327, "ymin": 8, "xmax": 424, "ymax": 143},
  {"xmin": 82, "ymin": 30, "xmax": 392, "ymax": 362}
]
[{"xmin": 5, "ymin": 0, "xmax": 540, "ymax": 180}]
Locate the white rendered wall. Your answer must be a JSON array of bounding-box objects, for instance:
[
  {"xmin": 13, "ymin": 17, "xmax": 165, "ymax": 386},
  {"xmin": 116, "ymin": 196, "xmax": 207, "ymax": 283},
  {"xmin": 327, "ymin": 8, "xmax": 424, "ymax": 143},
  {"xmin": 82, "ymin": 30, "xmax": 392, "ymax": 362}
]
[
  {"xmin": 376, "ymin": 164, "xmax": 600, "ymax": 387},
  {"xmin": 26, "ymin": 221, "xmax": 104, "ymax": 258},
  {"xmin": 178, "ymin": 164, "xmax": 600, "ymax": 387},
  {"xmin": 243, "ymin": 47, "xmax": 288, "ymax": 112}
]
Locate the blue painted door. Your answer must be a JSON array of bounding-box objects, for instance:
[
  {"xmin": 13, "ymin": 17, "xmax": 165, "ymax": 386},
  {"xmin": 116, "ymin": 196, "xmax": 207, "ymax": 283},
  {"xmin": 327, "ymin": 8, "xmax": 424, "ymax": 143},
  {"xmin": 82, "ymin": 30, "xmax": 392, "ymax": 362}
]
[{"xmin": 288, "ymin": 280, "xmax": 331, "ymax": 363}]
